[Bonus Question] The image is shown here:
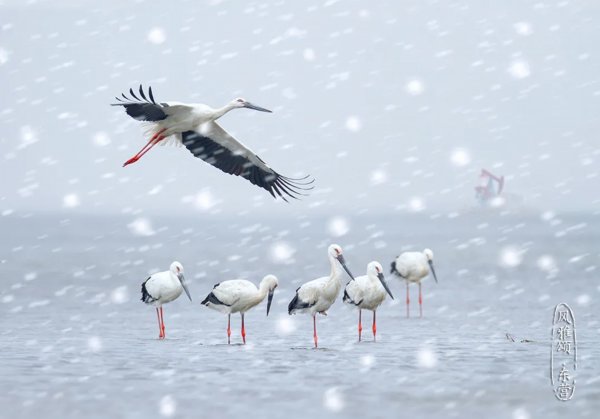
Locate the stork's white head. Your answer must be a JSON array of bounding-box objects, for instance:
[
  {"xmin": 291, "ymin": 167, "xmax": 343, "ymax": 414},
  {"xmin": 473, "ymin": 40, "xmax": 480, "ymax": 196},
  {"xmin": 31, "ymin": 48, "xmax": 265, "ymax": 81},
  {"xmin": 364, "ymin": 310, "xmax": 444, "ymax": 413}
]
[
  {"xmin": 328, "ymin": 244, "xmax": 356, "ymax": 281},
  {"xmin": 170, "ymin": 261, "xmax": 184, "ymax": 274},
  {"xmin": 261, "ymin": 274, "xmax": 279, "ymax": 316},
  {"xmin": 169, "ymin": 261, "xmax": 192, "ymax": 301},
  {"xmin": 230, "ymin": 97, "xmax": 272, "ymax": 113},
  {"xmin": 367, "ymin": 261, "xmax": 384, "ymax": 275},
  {"xmin": 367, "ymin": 261, "xmax": 394, "ymax": 299},
  {"xmin": 328, "ymin": 244, "xmax": 343, "ymax": 258}
]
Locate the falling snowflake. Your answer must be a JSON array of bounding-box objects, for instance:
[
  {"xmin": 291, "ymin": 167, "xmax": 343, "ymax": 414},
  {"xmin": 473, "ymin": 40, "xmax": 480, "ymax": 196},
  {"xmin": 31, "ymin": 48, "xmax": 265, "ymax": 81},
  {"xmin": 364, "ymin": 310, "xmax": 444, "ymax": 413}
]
[
  {"xmin": 128, "ymin": 218, "xmax": 156, "ymax": 237},
  {"xmin": 450, "ymin": 148, "xmax": 471, "ymax": 167},
  {"xmin": 148, "ymin": 27, "xmax": 166, "ymax": 44},
  {"xmin": 499, "ymin": 246, "xmax": 523, "ymax": 268},
  {"xmin": 328, "ymin": 216, "xmax": 350, "ymax": 237},
  {"xmin": 508, "ymin": 60, "xmax": 531, "ymax": 79},
  {"xmin": 19, "ymin": 126, "xmax": 38, "ymax": 149},
  {"xmin": 323, "ymin": 387, "xmax": 345, "ymax": 412},
  {"xmin": 0, "ymin": 47, "xmax": 7, "ymax": 65},
  {"xmin": 303, "ymin": 48, "xmax": 316, "ymax": 61},
  {"xmin": 345, "ymin": 116, "xmax": 362, "ymax": 132},
  {"xmin": 269, "ymin": 242, "xmax": 296, "ymax": 264},
  {"xmin": 87, "ymin": 336, "xmax": 103, "ymax": 352},
  {"xmin": 92, "ymin": 132, "xmax": 111, "ymax": 147},
  {"xmin": 370, "ymin": 169, "xmax": 388, "ymax": 185},
  {"xmin": 537, "ymin": 255, "xmax": 557, "ymax": 273},
  {"xmin": 63, "ymin": 194, "xmax": 80, "ymax": 208},
  {"xmin": 405, "ymin": 79, "xmax": 424, "ymax": 95},
  {"xmin": 193, "ymin": 189, "xmax": 218, "ymax": 211},
  {"xmin": 409, "ymin": 197, "xmax": 425, "ymax": 212},
  {"xmin": 275, "ymin": 315, "xmax": 296, "ymax": 335},
  {"xmin": 111, "ymin": 286, "xmax": 129, "ymax": 304},
  {"xmin": 159, "ymin": 395, "xmax": 177, "ymax": 417},
  {"xmin": 417, "ymin": 346, "xmax": 438, "ymax": 368},
  {"xmin": 513, "ymin": 22, "xmax": 533, "ymax": 36}
]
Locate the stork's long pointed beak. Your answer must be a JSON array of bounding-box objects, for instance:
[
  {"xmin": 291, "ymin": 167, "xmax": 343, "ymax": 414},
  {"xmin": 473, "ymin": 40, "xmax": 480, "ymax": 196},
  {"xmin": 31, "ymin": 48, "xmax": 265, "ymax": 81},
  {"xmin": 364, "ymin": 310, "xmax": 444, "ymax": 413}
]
[
  {"xmin": 244, "ymin": 102, "xmax": 272, "ymax": 113},
  {"xmin": 178, "ymin": 273, "xmax": 192, "ymax": 301},
  {"xmin": 428, "ymin": 261, "xmax": 438, "ymax": 283},
  {"xmin": 266, "ymin": 289, "xmax": 275, "ymax": 316},
  {"xmin": 377, "ymin": 272, "xmax": 395, "ymax": 299},
  {"xmin": 336, "ymin": 254, "xmax": 356, "ymax": 281}
]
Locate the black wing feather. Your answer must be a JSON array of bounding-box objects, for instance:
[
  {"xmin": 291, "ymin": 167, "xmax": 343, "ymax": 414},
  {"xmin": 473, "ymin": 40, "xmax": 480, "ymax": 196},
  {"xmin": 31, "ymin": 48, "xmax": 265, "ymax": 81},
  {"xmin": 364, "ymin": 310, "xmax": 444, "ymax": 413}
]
[
  {"xmin": 111, "ymin": 84, "xmax": 169, "ymax": 122},
  {"xmin": 141, "ymin": 277, "xmax": 157, "ymax": 304},
  {"xmin": 182, "ymin": 130, "xmax": 313, "ymax": 201}
]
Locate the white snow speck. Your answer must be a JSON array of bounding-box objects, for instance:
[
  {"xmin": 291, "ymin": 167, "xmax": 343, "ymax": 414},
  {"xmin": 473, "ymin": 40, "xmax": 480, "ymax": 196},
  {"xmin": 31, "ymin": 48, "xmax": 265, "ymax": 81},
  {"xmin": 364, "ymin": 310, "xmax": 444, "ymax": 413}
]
[
  {"xmin": 128, "ymin": 218, "xmax": 156, "ymax": 237},
  {"xmin": 537, "ymin": 255, "xmax": 557, "ymax": 273},
  {"xmin": 303, "ymin": 48, "xmax": 316, "ymax": 61},
  {"xmin": 328, "ymin": 216, "xmax": 350, "ymax": 237},
  {"xmin": 345, "ymin": 116, "xmax": 362, "ymax": 132},
  {"xmin": 269, "ymin": 242, "xmax": 296, "ymax": 264},
  {"xmin": 111, "ymin": 286, "xmax": 129, "ymax": 304},
  {"xmin": 405, "ymin": 79, "xmax": 424, "ymax": 96},
  {"xmin": 159, "ymin": 395, "xmax": 177, "ymax": 417},
  {"xmin": 275, "ymin": 315, "xmax": 296, "ymax": 335},
  {"xmin": 87, "ymin": 336, "xmax": 103, "ymax": 352},
  {"xmin": 360, "ymin": 354, "xmax": 375, "ymax": 370},
  {"xmin": 409, "ymin": 197, "xmax": 425, "ymax": 212},
  {"xmin": 417, "ymin": 346, "xmax": 438, "ymax": 368},
  {"xmin": 508, "ymin": 60, "xmax": 531, "ymax": 79},
  {"xmin": 576, "ymin": 294, "xmax": 590, "ymax": 306},
  {"xmin": 148, "ymin": 27, "xmax": 166, "ymax": 44},
  {"xmin": 513, "ymin": 407, "xmax": 531, "ymax": 419},
  {"xmin": 92, "ymin": 132, "xmax": 111, "ymax": 147},
  {"xmin": 513, "ymin": 22, "xmax": 533, "ymax": 36},
  {"xmin": 63, "ymin": 194, "xmax": 80, "ymax": 208},
  {"xmin": 450, "ymin": 148, "xmax": 471, "ymax": 167},
  {"xmin": 0, "ymin": 47, "xmax": 8, "ymax": 65},
  {"xmin": 24, "ymin": 272, "xmax": 37, "ymax": 281},
  {"xmin": 193, "ymin": 189, "xmax": 218, "ymax": 211},
  {"xmin": 370, "ymin": 169, "xmax": 388, "ymax": 185},
  {"xmin": 19, "ymin": 126, "xmax": 38, "ymax": 149},
  {"xmin": 499, "ymin": 246, "xmax": 523, "ymax": 268},
  {"xmin": 323, "ymin": 387, "xmax": 345, "ymax": 412}
]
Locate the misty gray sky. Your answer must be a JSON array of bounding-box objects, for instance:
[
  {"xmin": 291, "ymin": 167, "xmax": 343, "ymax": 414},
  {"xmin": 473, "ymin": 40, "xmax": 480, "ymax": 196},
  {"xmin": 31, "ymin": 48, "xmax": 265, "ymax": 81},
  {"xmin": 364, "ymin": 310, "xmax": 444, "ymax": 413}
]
[{"xmin": 1, "ymin": 0, "xmax": 599, "ymax": 216}]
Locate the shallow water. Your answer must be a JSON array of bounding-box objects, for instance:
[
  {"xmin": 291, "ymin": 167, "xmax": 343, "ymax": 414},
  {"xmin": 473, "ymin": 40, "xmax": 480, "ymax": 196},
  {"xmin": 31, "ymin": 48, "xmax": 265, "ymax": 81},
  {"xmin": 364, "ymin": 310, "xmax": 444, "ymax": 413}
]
[{"xmin": 1, "ymin": 212, "xmax": 598, "ymax": 418}]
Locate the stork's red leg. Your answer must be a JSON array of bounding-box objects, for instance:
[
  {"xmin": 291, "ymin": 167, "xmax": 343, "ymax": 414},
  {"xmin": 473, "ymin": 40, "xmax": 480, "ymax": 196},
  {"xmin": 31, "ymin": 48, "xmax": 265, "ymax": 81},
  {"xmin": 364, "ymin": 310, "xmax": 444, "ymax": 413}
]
[
  {"xmin": 358, "ymin": 309, "xmax": 362, "ymax": 342},
  {"xmin": 241, "ymin": 313, "xmax": 246, "ymax": 344},
  {"xmin": 313, "ymin": 315, "xmax": 318, "ymax": 348},
  {"xmin": 123, "ymin": 128, "xmax": 167, "ymax": 167},
  {"xmin": 156, "ymin": 308, "xmax": 163, "ymax": 339},
  {"xmin": 419, "ymin": 282, "xmax": 423, "ymax": 318},
  {"xmin": 372, "ymin": 310, "xmax": 377, "ymax": 342},
  {"xmin": 159, "ymin": 306, "xmax": 165, "ymax": 339},
  {"xmin": 227, "ymin": 314, "xmax": 231, "ymax": 344}
]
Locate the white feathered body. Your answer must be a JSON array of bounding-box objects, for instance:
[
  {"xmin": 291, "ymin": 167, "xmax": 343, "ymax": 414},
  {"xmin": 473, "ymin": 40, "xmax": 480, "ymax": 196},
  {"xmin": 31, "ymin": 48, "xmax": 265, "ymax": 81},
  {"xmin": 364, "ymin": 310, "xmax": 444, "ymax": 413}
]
[
  {"xmin": 344, "ymin": 274, "xmax": 387, "ymax": 311},
  {"xmin": 394, "ymin": 252, "xmax": 430, "ymax": 283},
  {"xmin": 205, "ymin": 279, "xmax": 266, "ymax": 314},
  {"xmin": 142, "ymin": 271, "xmax": 183, "ymax": 307},
  {"xmin": 291, "ymin": 266, "xmax": 343, "ymax": 316}
]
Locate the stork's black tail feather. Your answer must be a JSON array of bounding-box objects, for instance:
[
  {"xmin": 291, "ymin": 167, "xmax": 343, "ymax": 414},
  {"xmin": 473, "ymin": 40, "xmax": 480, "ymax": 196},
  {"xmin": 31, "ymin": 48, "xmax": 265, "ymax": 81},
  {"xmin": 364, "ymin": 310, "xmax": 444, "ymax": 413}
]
[
  {"xmin": 201, "ymin": 283, "xmax": 230, "ymax": 306},
  {"xmin": 288, "ymin": 289, "xmax": 310, "ymax": 315},
  {"xmin": 140, "ymin": 277, "xmax": 156, "ymax": 304}
]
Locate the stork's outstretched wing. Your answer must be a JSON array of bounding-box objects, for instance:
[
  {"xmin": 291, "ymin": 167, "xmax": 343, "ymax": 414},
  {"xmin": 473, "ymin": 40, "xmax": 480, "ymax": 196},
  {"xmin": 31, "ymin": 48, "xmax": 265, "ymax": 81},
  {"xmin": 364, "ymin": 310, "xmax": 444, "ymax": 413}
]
[
  {"xmin": 181, "ymin": 122, "xmax": 313, "ymax": 201},
  {"xmin": 111, "ymin": 85, "xmax": 169, "ymax": 121}
]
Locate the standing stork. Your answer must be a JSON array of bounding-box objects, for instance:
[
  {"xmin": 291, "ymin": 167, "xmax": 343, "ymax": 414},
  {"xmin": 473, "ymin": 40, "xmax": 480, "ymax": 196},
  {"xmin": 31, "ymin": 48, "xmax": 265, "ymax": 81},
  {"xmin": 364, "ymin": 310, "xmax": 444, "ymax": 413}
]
[
  {"xmin": 111, "ymin": 85, "xmax": 313, "ymax": 201},
  {"xmin": 390, "ymin": 249, "xmax": 438, "ymax": 318},
  {"xmin": 343, "ymin": 261, "xmax": 394, "ymax": 342},
  {"xmin": 140, "ymin": 261, "xmax": 192, "ymax": 339},
  {"xmin": 201, "ymin": 275, "xmax": 278, "ymax": 344},
  {"xmin": 288, "ymin": 244, "xmax": 356, "ymax": 348}
]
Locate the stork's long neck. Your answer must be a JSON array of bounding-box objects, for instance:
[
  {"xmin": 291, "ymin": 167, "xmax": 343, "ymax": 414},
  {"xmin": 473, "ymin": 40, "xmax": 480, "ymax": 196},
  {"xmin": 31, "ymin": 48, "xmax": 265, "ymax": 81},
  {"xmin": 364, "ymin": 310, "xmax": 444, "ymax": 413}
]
[
  {"xmin": 328, "ymin": 255, "xmax": 342, "ymax": 284},
  {"xmin": 212, "ymin": 103, "xmax": 236, "ymax": 120},
  {"xmin": 256, "ymin": 281, "xmax": 269, "ymax": 303}
]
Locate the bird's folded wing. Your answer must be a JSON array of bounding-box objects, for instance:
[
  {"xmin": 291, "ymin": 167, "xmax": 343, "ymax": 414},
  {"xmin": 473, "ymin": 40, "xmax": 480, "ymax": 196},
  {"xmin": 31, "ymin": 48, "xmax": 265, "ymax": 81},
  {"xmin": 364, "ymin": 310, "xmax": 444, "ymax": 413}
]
[{"xmin": 181, "ymin": 121, "xmax": 312, "ymax": 201}]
